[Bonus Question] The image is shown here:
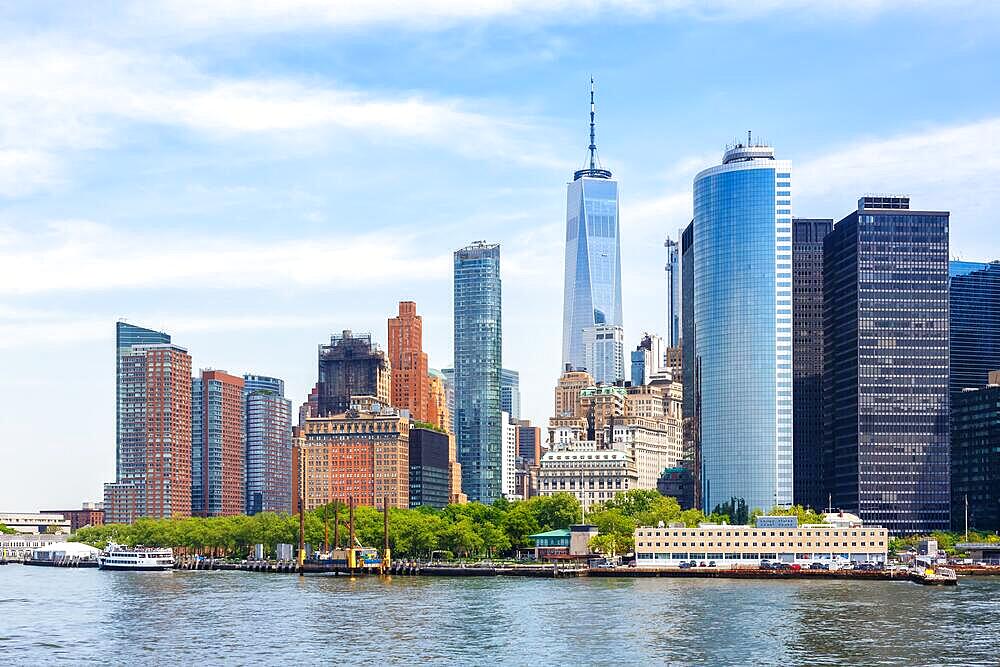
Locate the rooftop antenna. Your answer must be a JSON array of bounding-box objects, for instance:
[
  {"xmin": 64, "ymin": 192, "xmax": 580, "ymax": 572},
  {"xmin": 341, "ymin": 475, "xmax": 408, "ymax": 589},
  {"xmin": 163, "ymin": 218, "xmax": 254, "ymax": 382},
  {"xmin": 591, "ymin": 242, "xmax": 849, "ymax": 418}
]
[
  {"xmin": 589, "ymin": 76, "xmax": 597, "ymax": 170},
  {"xmin": 748, "ymin": 129, "xmax": 752, "ymax": 147}
]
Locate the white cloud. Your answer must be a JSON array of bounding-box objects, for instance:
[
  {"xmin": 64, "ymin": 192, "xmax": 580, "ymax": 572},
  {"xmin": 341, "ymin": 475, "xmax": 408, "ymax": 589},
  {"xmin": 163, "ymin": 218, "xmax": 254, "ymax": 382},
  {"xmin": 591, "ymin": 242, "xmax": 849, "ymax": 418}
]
[
  {"xmin": 0, "ymin": 219, "xmax": 450, "ymax": 295},
  {"xmin": 136, "ymin": 0, "xmax": 990, "ymax": 34},
  {"xmin": 0, "ymin": 38, "xmax": 568, "ymax": 198}
]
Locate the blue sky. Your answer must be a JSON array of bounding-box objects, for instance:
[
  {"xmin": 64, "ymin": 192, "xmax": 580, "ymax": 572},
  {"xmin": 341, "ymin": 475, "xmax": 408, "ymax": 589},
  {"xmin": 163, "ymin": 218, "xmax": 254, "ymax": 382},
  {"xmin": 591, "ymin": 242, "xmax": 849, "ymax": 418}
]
[{"xmin": 2, "ymin": 1, "xmax": 999, "ymax": 509}]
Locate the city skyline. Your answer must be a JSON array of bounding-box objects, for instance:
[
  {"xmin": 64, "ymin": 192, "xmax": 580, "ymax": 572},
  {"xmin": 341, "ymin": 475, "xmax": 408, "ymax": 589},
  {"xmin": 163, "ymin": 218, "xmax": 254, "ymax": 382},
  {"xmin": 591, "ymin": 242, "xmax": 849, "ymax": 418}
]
[{"xmin": 4, "ymin": 3, "xmax": 1000, "ymax": 509}]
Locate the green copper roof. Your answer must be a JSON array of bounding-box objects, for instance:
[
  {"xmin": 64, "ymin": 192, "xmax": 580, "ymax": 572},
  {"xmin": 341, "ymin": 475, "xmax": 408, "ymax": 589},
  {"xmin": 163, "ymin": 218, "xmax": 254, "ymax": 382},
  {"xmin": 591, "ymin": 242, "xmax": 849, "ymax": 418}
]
[{"xmin": 529, "ymin": 529, "xmax": 571, "ymax": 539}]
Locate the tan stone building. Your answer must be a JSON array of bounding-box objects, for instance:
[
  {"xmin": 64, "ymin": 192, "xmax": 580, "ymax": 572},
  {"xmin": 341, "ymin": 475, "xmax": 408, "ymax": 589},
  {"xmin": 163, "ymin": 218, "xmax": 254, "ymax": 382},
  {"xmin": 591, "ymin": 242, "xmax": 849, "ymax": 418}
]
[
  {"xmin": 553, "ymin": 370, "xmax": 595, "ymax": 418},
  {"xmin": 634, "ymin": 513, "xmax": 888, "ymax": 567},
  {"xmin": 537, "ymin": 442, "xmax": 638, "ymax": 514}
]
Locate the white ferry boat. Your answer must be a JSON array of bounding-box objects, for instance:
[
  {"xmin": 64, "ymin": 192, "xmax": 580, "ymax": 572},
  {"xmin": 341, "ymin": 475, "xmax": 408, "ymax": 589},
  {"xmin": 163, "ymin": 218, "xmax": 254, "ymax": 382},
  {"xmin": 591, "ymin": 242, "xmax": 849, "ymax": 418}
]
[{"xmin": 98, "ymin": 542, "xmax": 174, "ymax": 571}]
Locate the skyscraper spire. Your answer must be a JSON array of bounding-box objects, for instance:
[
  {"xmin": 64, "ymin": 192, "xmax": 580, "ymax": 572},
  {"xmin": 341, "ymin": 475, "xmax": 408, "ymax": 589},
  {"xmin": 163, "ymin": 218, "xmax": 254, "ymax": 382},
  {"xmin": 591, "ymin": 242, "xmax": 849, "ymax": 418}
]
[
  {"xmin": 589, "ymin": 76, "xmax": 597, "ymax": 171},
  {"xmin": 574, "ymin": 77, "xmax": 612, "ymax": 181}
]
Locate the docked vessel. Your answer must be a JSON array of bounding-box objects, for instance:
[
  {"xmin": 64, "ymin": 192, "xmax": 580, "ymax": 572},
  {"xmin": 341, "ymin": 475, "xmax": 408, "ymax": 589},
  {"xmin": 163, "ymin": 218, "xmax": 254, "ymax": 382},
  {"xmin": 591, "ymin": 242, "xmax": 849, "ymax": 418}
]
[
  {"xmin": 98, "ymin": 542, "xmax": 174, "ymax": 571},
  {"xmin": 909, "ymin": 564, "xmax": 958, "ymax": 586}
]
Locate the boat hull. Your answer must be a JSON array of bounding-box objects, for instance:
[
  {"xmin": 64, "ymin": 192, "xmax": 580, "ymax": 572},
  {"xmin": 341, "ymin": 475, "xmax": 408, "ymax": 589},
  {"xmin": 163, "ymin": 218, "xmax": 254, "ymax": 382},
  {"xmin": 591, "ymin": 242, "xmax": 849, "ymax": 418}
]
[{"xmin": 98, "ymin": 562, "xmax": 174, "ymax": 571}]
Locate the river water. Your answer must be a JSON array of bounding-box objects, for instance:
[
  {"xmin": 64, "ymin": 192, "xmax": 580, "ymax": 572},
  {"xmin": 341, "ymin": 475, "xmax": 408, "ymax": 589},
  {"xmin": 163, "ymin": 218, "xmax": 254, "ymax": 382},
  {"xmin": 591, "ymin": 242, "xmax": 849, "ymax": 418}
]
[{"xmin": 2, "ymin": 566, "xmax": 997, "ymax": 665}]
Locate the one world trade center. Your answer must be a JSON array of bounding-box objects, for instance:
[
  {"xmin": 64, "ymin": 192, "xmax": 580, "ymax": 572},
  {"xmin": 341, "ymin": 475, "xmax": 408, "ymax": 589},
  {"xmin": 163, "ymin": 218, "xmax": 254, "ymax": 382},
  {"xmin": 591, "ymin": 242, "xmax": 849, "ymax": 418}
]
[{"xmin": 561, "ymin": 79, "xmax": 623, "ymax": 377}]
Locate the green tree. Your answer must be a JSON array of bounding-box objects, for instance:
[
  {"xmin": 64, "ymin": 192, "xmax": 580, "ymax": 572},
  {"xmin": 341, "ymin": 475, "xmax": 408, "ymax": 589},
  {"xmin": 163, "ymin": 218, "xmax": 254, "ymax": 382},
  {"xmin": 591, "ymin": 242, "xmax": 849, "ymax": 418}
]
[
  {"xmin": 500, "ymin": 503, "xmax": 541, "ymax": 551},
  {"xmin": 475, "ymin": 522, "xmax": 511, "ymax": 558},
  {"xmin": 526, "ymin": 494, "xmax": 582, "ymax": 530},
  {"xmin": 0, "ymin": 523, "xmax": 15, "ymax": 535}
]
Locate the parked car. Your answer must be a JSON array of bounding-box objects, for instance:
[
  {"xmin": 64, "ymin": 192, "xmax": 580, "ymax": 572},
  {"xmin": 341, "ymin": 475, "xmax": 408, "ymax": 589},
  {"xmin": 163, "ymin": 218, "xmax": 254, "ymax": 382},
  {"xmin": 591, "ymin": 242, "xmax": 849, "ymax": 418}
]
[
  {"xmin": 708, "ymin": 560, "xmax": 717, "ymax": 567},
  {"xmin": 809, "ymin": 562, "xmax": 828, "ymax": 570},
  {"xmin": 790, "ymin": 563, "xmax": 802, "ymax": 571},
  {"xmin": 760, "ymin": 560, "xmax": 773, "ymax": 570},
  {"xmin": 838, "ymin": 562, "xmax": 854, "ymax": 571},
  {"xmin": 698, "ymin": 561, "xmax": 707, "ymax": 568},
  {"xmin": 679, "ymin": 561, "xmax": 692, "ymax": 569},
  {"xmin": 774, "ymin": 562, "xmax": 792, "ymax": 571}
]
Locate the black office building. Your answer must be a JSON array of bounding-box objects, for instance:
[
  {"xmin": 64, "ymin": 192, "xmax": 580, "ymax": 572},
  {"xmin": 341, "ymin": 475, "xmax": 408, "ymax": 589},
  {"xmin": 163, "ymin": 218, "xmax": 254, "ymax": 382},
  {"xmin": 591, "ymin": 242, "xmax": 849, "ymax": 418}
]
[
  {"xmin": 823, "ymin": 196, "xmax": 950, "ymax": 535},
  {"xmin": 951, "ymin": 381, "xmax": 1000, "ymax": 532},
  {"xmin": 409, "ymin": 427, "xmax": 451, "ymax": 509},
  {"xmin": 950, "ymin": 261, "xmax": 1000, "ymax": 399},
  {"xmin": 792, "ymin": 218, "xmax": 832, "ymax": 510},
  {"xmin": 680, "ymin": 219, "xmax": 701, "ymax": 509}
]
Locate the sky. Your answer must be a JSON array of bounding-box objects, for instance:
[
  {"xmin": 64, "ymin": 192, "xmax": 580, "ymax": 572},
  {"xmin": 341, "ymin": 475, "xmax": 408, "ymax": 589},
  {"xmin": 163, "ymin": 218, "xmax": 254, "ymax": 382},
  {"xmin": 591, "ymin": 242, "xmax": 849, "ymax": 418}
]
[{"xmin": 2, "ymin": 1, "xmax": 1000, "ymax": 510}]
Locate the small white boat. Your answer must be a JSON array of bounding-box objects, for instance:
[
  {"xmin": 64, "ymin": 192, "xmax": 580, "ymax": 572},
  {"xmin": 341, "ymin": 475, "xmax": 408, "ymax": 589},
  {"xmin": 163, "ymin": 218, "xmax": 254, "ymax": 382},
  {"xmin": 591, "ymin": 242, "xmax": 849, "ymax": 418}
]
[{"xmin": 98, "ymin": 541, "xmax": 174, "ymax": 571}]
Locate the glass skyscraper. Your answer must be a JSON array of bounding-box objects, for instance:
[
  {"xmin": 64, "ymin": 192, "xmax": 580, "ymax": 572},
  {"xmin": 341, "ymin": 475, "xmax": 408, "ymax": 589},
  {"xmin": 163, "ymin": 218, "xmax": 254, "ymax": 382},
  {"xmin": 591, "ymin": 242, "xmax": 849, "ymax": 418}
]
[
  {"xmin": 454, "ymin": 241, "xmax": 502, "ymax": 503},
  {"xmin": 949, "ymin": 261, "xmax": 1000, "ymax": 400},
  {"xmin": 665, "ymin": 234, "xmax": 681, "ymax": 347},
  {"xmin": 824, "ymin": 196, "xmax": 950, "ymax": 534},
  {"xmin": 500, "ymin": 368, "xmax": 521, "ymax": 421},
  {"xmin": 561, "ymin": 81, "xmax": 623, "ymax": 375},
  {"xmin": 243, "ymin": 374, "xmax": 293, "ymax": 515},
  {"xmin": 792, "ymin": 218, "xmax": 833, "ymax": 510},
  {"xmin": 693, "ymin": 141, "xmax": 793, "ymax": 513}
]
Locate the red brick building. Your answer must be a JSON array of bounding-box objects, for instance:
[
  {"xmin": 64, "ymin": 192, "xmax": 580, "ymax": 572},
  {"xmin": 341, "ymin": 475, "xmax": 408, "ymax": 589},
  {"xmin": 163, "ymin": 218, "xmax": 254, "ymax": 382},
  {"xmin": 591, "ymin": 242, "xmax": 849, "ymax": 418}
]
[
  {"xmin": 40, "ymin": 504, "xmax": 105, "ymax": 532},
  {"xmin": 387, "ymin": 301, "xmax": 430, "ymax": 421}
]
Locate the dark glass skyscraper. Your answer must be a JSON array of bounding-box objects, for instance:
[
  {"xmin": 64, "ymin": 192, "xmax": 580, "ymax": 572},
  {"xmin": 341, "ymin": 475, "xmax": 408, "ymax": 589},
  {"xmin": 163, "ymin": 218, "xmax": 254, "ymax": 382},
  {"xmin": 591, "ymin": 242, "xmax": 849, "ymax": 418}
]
[
  {"xmin": 792, "ymin": 218, "xmax": 832, "ymax": 510},
  {"xmin": 823, "ymin": 196, "xmax": 950, "ymax": 535},
  {"xmin": 500, "ymin": 368, "xmax": 521, "ymax": 420},
  {"xmin": 316, "ymin": 330, "xmax": 391, "ymax": 416},
  {"xmin": 949, "ymin": 261, "xmax": 1000, "ymax": 400},
  {"xmin": 454, "ymin": 241, "xmax": 502, "ymax": 503},
  {"xmin": 561, "ymin": 80, "xmax": 623, "ymax": 375},
  {"xmin": 951, "ymin": 380, "xmax": 1000, "ymax": 532},
  {"xmin": 680, "ymin": 219, "xmax": 700, "ymax": 509}
]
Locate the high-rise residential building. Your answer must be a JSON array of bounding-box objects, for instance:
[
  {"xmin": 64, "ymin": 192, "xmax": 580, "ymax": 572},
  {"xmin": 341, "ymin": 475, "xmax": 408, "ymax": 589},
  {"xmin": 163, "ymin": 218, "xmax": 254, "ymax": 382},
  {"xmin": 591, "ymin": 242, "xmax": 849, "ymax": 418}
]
[
  {"xmin": 824, "ymin": 196, "xmax": 950, "ymax": 534},
  {"xmin": 665, "ymin": 235, "xmax": 682, "ymax": 347},
  {"xmin": 388, "ymin": 301, "xmax": 430, "ymax": 420},
  {"xmin": 501, "ymin": 412, "xmax": 517, "ymax": 499},
  {"xmin": 792, "ymin": 218, "xmax": 833, "ymax": 510},
  {"xmin": 951, "ymin": 373, "xmax": 1000, "ymax": 532},
  {"xmin": 243, "ymin": 374, "xmax": 293, "ymax": 515},
  {"xmin": 427, "ymin": 369, "xmax": 451, "ymax": 434},
  {"xmin": 317, "ymin": 331, "xmax": 391, "ymax": 417},
  {"xmin": 300, "ymin": 407, "xmax": 410, "ymax": 510},
  {"xmin": 454, "ymin": 241, "xmax": 502, "ymax": 503},
  {"xmin": 440, "ymin": 367, "xmax": 456, "ymax": 434},
  {"xmin": 500, "ymin": 368, "xmax": 521, "ymax": 420},
  {"xmin": 561, "ymin": 80, "xmax": 624, "ymax": 375},
  {"xmin": 949, "ymin": 262, "xmax": 1000, "ymax": 400},
  {"xmin": 694, "ymin": 138, "xmax": 793, "ymax": 512},
  {"xmin": 554, "ymin": 369, "xmax": 594, "ymax": 418},
  {"xmin": 516, "ymin": 419, "xmax": 543, "ymax": 465},
  {"xmin": 583, "ymin": 323, "xmax": 625, "ymax": 385},
  {"xmin": 409, "ymin": 426, "xmax": 451, "ymax": 509},
  {"xmin": 105, "ymin": 323, "xmax": 192, "ymax": 524},
  {"xmin": 191, "ymin": 370, "xmax": 245, "ymax": 517}
]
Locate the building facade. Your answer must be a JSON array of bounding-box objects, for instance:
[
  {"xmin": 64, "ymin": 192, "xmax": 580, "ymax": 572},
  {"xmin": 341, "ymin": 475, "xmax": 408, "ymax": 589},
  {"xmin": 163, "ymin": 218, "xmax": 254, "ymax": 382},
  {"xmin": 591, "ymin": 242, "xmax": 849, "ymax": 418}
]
[
  {"xmin": 454, "ymin": 241, "xmax": 502, "ymax": 503},
  {"xmin": 516, "ymin": 419, "xmax": 543, "ymax": 464},
  {"xmin": 561, "ymin": 82, "xmax": 624, "ymax": 375},
  {"xmin": 105, "ymin": 323, "xmax": 192, "ymax": 524},
  {"xmin": 949, "ymin": 262, "xmax": 1000, "ymax": 400},
  {"xmin": 501, "ymin": 412, "xmax": 518, "ymax": 499},
  {"xmin": 554, "ymin": 369, "xmax": 594, "ymax": 419},
  {"xmin": 388, "ymin": 301, "xmax": 430, "ymax": 421},
  {"xmin": 192, "ymin": 370, "xmax": 245, "ymax": 517},
  {"xmin": 300, "ymin": 408, "xmax": 410, "ymax": 510},
  {"xmin": 634, "ymin": 514, "xmax": 888, "ymax": 567},
  {"xmin": 824, "ymin": 196, "xmax": 950, "ymax": 534},
  {"xmin": 951, "ymin": 379, "xmax": 1000, "ymax": 532},
  {"xmin": 694, "ymin": 140, "xmax": 793, "ymax": 512},
  {"xmin": 500, "ymin": 368, "xmax": 521, "ymax": 421},
  {"xmin": 317, "ymin": 331, "xmax": 391, "ymax": 417},
  {"xmin": 792, "ymin": 218, "xmax": 833, "ymax": 510},
  {"xmin": 657, "ymin": 467, "xmax": 695, "ymax": 510},
  {"xmin": 408, "ymin": 427, "xmax": 451, "ymax": 509},
  {"xmin": 243, "ymin": 374, "xmax": 293, "ymax": 515},
  {"xmin": 426, "ymin": 369, "xmax": 452, "ymax": 434},
  {"xmin": 537, "ymin": 443, "xmax": 638, "ymax": 514},
  {"xmin": 665, "ymin": 234, "xmax": 681, "ymax": 347},
  {"xmin": 39, "ymin": 503, "xmax": 104, "ymax": 532}
]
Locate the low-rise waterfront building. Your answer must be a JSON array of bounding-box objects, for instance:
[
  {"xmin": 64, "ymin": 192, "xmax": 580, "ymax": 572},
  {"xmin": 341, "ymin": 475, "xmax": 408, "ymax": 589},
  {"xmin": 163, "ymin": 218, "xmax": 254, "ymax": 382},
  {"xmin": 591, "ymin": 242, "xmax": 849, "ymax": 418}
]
[
  {"xmin": 0, "ymin": 513, "xmax": 71, "ymax": 535},
  {"xmin": 528, "ymin": 524, "xmax": 598, "ymax": 561},
  {"xmin": 634, "ymin": 513, "xmax": 888, "ymax": 568},
  {"xmin": 0, "ymin": 533, "xmax": 67, "ymax": 559}
]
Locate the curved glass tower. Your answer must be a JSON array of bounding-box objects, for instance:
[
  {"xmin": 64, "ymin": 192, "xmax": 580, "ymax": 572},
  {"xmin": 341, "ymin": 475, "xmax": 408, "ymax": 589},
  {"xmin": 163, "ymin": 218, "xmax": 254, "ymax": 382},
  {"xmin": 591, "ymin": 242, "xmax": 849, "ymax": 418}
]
[
  {"xmin": 561, "ymin": 80, "xmax": 623, "ymax": 375},
  {"xmin": 694, "ymin": 141, "xmax": 793, "ymax": 512}
]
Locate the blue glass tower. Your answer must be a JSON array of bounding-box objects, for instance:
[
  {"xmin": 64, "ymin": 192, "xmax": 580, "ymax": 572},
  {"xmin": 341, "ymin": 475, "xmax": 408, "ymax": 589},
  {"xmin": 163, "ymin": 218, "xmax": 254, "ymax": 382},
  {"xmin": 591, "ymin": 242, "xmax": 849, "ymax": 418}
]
[
  {"xmin": 454, "ymin": 241, "xmax": 502, "ymax": 503},
  {"xmin": 694, "ymin": 139, "xmax": 793, "ymax": 513},
  {"xmin": 561, "ymin": 79, "xmax": 623, "ymax": 374},
  {"xmin": 950, "ymin": 261, "xmax": 1000, "ymax": 400},
  {"xmin": 243, "ymin": 374, "xmax": 293, "ymax": 515}
]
